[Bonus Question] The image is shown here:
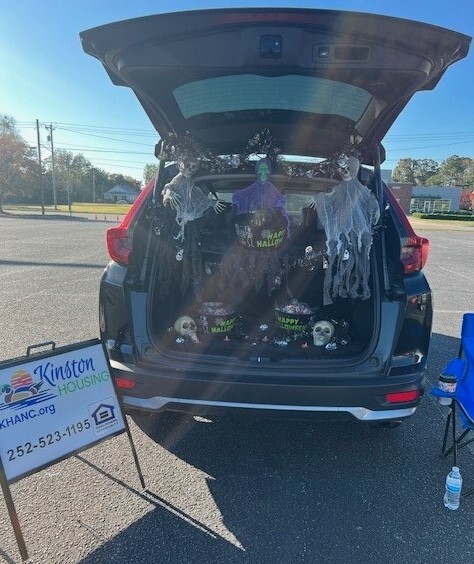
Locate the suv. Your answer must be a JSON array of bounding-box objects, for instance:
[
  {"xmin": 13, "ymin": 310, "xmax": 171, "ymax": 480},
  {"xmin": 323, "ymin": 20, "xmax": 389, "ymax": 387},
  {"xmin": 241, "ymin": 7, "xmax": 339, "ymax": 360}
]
[{"xmin": 81, "ymin": 9, "xmax": 470, "ymax": 424}]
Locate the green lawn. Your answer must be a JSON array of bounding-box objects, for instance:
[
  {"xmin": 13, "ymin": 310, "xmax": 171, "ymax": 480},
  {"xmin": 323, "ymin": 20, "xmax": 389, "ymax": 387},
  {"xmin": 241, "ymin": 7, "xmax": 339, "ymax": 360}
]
[{"xmin": 4, "ymin": 202, "xmax": 132, "ymax": 215}]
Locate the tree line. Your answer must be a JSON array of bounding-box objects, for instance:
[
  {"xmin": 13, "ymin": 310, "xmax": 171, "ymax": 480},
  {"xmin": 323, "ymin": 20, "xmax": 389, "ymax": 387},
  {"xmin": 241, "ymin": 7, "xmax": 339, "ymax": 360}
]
[
  {"xmin": 0, "ymin": 114, "xmax": 141, "ymax": 213},
  {"xmin": 392, "ymin": 157, "xmax": 474, "ymax": 210},
  {"xmin": 392, "ymin": 157, "xmax": 474, "ymax": 188},
  {"xmin": 2, "ymin": 112, "xmax": 473, "ymax": 214}
]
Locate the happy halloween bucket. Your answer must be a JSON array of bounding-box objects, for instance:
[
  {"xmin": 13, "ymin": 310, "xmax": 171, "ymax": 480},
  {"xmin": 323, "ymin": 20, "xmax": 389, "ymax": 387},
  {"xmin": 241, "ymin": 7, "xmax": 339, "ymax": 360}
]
[
  {"xmin": 234, "ymin": 209, "xmax": 287, "ymax": 250},
  {"xmin": 275, "ymin": 301, "xmax": 316, "ymax": 333},
  {"xmin": 197, "ymin": 302, "xmax": 237, "ymax": 334}
]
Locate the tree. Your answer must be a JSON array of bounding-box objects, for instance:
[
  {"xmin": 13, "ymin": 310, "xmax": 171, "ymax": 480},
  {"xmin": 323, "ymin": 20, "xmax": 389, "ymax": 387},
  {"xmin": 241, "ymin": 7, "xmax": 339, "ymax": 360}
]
[
  {"xmin": 144, "ymin": 163, "xmax": 158, "ymax": 183},
  {"xmin": 460, "ymin": 189, "xmax": 474, "ymax": 211},
  {"xmin": 392, "ymin": 158, "xmax": 439, "ymax": 185},
  {"xmin": 425, "ymin": 155, "xmax": 474, "ymax": 187},
  {"xmin": 0, "ymin": 114, "xmax": 38, "ymax": 212}
]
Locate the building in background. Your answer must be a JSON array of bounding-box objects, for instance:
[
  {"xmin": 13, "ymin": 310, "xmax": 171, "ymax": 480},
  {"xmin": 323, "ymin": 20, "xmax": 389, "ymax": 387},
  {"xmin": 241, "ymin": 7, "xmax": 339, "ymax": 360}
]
[
  {"xmin": 103, "ymin": 184, "xmax": 140, "ymax": 204},
  {"xmin": 410, "ymin": 185, "xmax": 462, "ymax": 213}
]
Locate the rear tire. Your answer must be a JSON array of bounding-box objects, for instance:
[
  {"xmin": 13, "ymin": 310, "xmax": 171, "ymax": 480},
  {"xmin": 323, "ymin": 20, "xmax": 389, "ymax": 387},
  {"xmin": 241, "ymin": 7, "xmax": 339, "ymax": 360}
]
[
  {"xmin": 369, "ymin": 420, "xmax": 403, "ymax": 430},
  {"xmin": 131, "ymin": 410, "xmax": 192, "ymax": 437}
]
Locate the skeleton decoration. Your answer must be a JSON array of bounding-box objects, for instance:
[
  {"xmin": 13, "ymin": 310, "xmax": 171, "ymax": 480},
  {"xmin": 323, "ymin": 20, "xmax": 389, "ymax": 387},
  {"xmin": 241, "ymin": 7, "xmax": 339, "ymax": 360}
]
[
  {"xmin": 173, "ymin": 315, "xmax": 199, "ymax": 343},
  {"xmin": 162, "ymin": 158, "xmax": 225, "ymax": 243},
  {"xmin": 310, "ymin": 156, "xmax": 380, "ymax": 305},
  {"xmin": 312, "ymin": 320, "xmax": 335, "ymax": 347}
]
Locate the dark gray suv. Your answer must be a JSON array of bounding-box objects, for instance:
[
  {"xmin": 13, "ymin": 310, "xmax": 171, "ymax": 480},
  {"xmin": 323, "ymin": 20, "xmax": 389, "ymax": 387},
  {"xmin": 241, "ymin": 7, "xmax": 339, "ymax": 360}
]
[{"xmin": 81, "ymin": 8, "xmax": 470, "ymax": 424}]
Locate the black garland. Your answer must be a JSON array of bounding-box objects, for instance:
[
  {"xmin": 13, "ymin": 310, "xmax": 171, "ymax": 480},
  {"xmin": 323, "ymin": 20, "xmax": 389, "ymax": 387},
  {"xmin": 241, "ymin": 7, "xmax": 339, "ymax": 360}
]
[{"xmin": 158, "ymin": 130, "xmax": 362, "ymax": 179}]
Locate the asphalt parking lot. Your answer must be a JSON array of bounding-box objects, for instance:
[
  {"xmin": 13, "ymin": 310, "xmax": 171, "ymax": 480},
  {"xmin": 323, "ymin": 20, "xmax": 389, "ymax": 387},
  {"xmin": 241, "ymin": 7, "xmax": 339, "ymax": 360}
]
[{"xmin": 0, "ymin": 215, "xmax": 473, "ymax": 564}]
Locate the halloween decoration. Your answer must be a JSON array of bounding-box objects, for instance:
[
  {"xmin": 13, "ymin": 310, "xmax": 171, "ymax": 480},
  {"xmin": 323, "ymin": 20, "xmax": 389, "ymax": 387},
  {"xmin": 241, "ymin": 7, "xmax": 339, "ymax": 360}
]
[
  {"xmin": 312, "ymin": 320, "xmax": 335, "ymax": 347},
  {"xmin": 275, "ymin": 299, "xmax": 315, "ymax": 333},
  {"xmin": 310, "ymin": 156, "xmax": 380, "ymax": 305},
  {"xmin": 156, "ymin": 157, "xmax": 228, "ymax": 300},
  {"xmin": 225, "ymin": 158, "xmax": 290, "ymax": 293},
  {"xmin": 162, "ymin": 158, "xmax": 226, "ymax": 243},
  {"xmin": 197, "ymin": 302, "xmax": 236, "ymax": 335},
  {"xmin": 174, "ymin": 315, "xmax": 199, "ymax": 342}
]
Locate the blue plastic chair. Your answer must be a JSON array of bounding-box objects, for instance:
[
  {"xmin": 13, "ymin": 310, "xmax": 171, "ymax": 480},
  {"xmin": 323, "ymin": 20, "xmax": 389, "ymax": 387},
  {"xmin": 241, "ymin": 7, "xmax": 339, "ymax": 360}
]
[{"xmin": 431, "ymin": 313, "xmax": 474, "ymax": 498}]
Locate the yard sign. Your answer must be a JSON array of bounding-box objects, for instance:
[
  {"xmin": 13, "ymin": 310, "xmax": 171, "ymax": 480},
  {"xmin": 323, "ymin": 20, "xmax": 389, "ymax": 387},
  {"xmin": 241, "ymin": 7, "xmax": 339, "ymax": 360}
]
[{"xmin": 0, "ymin": 339, "xmax": 144, "ymax": 561}]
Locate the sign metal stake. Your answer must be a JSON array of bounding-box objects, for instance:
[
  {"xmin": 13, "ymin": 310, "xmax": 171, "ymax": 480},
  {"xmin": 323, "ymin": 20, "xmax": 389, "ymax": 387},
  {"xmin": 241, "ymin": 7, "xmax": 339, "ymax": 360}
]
[{"xmin": 0, "ymin": 456, "xmax": 30, "ymax": 562}]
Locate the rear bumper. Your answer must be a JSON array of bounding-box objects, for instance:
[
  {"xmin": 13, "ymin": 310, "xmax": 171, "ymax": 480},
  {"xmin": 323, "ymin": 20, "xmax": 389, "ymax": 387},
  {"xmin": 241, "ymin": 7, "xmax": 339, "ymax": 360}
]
[
  {"xmin": 123, "ymin": 394, "xmax": 417, "ymax": 421},
  {"xmin": 110, "ymin": 358, "xmax": 426, "ymax": 422}
]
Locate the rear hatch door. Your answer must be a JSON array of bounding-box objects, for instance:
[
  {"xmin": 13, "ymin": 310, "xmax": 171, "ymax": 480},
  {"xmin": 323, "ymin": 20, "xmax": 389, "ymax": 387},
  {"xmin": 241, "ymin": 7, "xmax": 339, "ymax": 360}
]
[{"xmin": 80, "ymin": 8, "xmax": 471, "ymax": 164}]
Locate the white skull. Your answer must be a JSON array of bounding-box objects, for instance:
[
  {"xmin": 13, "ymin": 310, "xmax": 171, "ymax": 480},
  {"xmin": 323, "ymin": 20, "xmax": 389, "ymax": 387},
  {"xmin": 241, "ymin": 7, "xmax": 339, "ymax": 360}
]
[
  {"xmin": 312, "ymin": 320, "xmax": 335, "ymax": 347},
  {"xmin": 179, "ymin": 159, "xmax": 200, "ymax": 179},
  {"xmin": 338, "ymin": 155, "xmax": 360, "ymax": 181},
  {"xmin": 174, "ymin": 316, "xmax": 199, "ymax": 342}
]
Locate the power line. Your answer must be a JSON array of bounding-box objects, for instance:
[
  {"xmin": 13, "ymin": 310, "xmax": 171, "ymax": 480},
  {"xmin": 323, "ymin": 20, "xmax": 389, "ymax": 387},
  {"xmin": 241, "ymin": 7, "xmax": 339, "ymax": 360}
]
[
  {"xmin": 54, "ymin": 144, "xmax": 151, "ymax": 155},
  {"xmin": 384, "ymin": 140, "xmax": 474, "ymax": 152},
  {"xmin": 54, "ymin": 125, "xmax": 156, "ymax": 146}
]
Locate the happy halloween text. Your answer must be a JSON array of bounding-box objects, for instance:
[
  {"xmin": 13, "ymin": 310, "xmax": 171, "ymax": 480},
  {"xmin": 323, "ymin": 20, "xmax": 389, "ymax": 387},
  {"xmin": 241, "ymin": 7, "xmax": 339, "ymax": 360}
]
[
  {"xmin": 277, "ymin": 317, "xmax": 307, "ymax": 332},
  {"xmin": 256, "ymin": 229, "xmax": 285, "ymax": 248},
  {"xmin": 210, "ymin": 318, "xmax": 236, "ymax": 334}
]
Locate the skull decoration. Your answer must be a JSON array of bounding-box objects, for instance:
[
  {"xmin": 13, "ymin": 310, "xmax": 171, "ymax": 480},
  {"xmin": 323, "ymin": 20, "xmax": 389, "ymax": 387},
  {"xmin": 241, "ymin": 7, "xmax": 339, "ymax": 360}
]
[
  {"xmin": 337, "ymin": 155, "xmax": 360, "ymax": 182},
  {"xmin": 179, "ymin": 158, "xmax": 200, "ymax": 179},
  {"xmin": 312, "ymin": 320, "xmax": 335, "ymax": 347},
  {"xmin": 174, "ymin": 315, "xmax": 199, "ymax": 342}
]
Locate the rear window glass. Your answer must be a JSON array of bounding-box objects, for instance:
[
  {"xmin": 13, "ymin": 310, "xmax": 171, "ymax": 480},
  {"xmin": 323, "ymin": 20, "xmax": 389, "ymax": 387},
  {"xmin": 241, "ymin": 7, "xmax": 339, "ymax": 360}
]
[{"xmin": 174, "ymin": 74, "xmax": 372, "ymax": 121}]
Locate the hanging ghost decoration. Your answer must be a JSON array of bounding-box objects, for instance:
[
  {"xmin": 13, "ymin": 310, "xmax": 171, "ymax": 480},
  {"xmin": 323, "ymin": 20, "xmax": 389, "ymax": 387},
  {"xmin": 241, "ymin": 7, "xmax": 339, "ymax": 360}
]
[
  {"xmin": 232, "ymin": 159, "xmax": 289, "ymax": 227},
  {"xmin": 162, "ymin": 158, "xmax": 225, "ymax": 243},
  {"xmin": 227, "ymin": 158, "xmax": 290, "ymax": 293},
  {"xmin": 310, "ymin": 156, "xmax": 380, "ymax": 305}
]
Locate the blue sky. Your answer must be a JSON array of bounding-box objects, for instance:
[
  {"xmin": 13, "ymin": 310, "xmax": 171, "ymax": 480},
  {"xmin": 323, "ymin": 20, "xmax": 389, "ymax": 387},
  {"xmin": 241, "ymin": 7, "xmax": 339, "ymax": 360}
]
[{"xmin": 0, "ymin": 0, "xmax": 472, "ymax": 182}]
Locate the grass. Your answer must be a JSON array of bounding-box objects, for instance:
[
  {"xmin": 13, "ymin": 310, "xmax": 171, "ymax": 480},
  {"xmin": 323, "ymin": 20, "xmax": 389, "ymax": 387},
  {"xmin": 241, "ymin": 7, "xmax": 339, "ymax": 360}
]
[{"xmin": 4, "ymin": 202, "xmax": 132, "ymax": 215}]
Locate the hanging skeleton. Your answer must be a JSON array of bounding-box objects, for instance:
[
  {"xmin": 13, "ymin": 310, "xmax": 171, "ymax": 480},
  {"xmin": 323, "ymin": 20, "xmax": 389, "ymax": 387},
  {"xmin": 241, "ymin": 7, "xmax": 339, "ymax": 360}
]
[
  {"xmin": 157, "ymin": 158, "xmax": 226, "ymax": 299},
  {"xmin": 310, "ymin": 155, "xmax": 380, "ymax": 306},
  {"xmin": 162, "ymin": 158, "xmax": 225, "ymax": 243},
  {"xmin": 226, "ymin": 158, "xmax": 290, "ymax": 294}
]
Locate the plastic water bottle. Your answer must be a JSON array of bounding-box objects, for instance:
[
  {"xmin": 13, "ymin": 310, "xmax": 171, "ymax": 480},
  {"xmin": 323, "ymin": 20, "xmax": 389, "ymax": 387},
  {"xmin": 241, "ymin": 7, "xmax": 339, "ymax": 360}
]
[{"xmin": 444, "ymin": 466, "xmax": 463, "ymax": 510}]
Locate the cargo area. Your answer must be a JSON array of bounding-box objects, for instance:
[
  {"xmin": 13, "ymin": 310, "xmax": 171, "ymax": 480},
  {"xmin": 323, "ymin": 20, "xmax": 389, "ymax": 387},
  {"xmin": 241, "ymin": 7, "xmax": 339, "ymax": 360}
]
[{"xmin": 146, "ymin": 170, "xmax": 379, "ymax": 362}]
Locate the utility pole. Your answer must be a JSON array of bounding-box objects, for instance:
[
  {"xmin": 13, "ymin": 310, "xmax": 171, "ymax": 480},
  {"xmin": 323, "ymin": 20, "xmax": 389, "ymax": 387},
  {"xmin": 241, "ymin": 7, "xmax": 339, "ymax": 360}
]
[
  {"xmin": 45, "ymin": 124, "xmax": 57, "ymax": 210},
  {"xmin": 36, "ymin": 119, "xmax": 45, "ymax": 216},
  {"xmin": 92, "ymin": 170, "xmax": 96, "ymax": 203}
]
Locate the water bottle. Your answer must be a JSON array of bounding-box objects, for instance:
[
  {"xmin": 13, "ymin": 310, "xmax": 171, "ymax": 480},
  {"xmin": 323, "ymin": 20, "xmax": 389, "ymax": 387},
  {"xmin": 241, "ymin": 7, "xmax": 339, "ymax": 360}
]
[{"xmin": 444, "ymin": 466, "xmax": 463, "ymax": 510}]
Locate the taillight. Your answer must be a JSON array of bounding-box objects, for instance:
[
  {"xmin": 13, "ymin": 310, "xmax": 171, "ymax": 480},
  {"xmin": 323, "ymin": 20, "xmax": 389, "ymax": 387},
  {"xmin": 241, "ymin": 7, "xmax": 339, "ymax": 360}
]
[
  {"xmin": 115, "ymin": 377, "xmax": 136, "ymax": 390},
  {"xmin": 400, "ymin": 236, "xmax": 430, "ymax": 274},
  {"xmin": 106, "ymin": 178, "xmax": 154, "ymax": 266},
  {"xmin": 106, "ymin": 227, "xmax": 132, "ymax": 265},
  {"xmin": 385, "ymin": 189, "xmax": 430, "ymax": 274},
  {"xmin": 385, "ymin": 390, "xmax": 421, "ymax": 404}
]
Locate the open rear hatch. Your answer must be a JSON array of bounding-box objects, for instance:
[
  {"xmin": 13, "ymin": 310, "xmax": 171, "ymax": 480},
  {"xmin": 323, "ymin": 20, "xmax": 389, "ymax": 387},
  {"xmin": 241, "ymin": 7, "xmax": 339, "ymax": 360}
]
[
  {"xmin": 82, "ymin": 9, "xmax": 469, "ymax": 365},
  {"xmin": 80, "ymin": 8, "xmax": 470, "ymax": 164}
]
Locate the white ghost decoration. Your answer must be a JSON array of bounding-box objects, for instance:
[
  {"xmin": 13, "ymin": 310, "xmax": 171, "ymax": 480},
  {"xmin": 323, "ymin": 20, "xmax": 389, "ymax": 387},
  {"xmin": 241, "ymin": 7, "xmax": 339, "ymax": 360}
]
[
  {"xmin": 174, "ymin": 315, "xmax": 199, "ymax": 342},
  {"xmin": 312, "ymin": 320, "xmax": 335, "ymax": 347}
]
